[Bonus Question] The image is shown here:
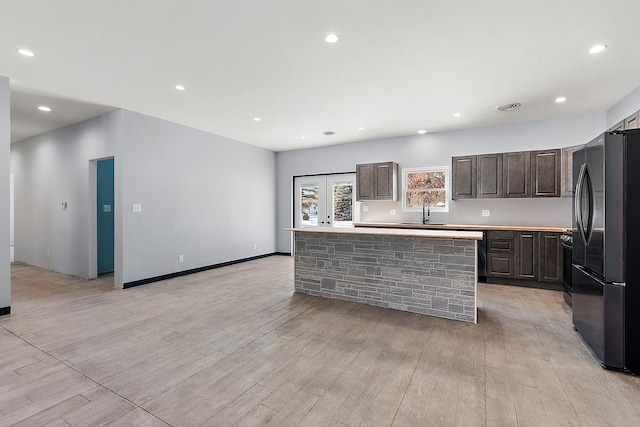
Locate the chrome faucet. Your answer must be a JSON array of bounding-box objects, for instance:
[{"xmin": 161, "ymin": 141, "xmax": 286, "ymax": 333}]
[{"xmin": 422, "ymin": 196, "xmax": 430, "ymax": 224}]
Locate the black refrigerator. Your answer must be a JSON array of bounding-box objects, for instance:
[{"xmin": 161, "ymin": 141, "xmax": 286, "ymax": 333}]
[{"xmin": 572, "ymin": 129, "xmax": 640, "ymax": 374}]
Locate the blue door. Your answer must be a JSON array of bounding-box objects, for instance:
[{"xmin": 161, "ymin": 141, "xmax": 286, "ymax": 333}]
[{"xmin": 97, "ymin": 158, "xmax": 114, "ymax": 274}]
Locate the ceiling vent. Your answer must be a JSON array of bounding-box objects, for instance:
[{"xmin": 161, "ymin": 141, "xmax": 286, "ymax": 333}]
[
  {"xmin": 496, "ymin": 103, "xmax": 521, "ymax": 112},
  {"xmin": 323, "ymin": 131, "xmax": 336, "ymax": 136}
]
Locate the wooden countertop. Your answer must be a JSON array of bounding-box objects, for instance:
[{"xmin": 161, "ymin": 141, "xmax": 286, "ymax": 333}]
[
  {"xmin": 354, "ymin": 222, "xmax": 568, "ymax": 233},
  {"xmin": 284, "ymin": 227, "xmax": 484, "ymax": 240}
]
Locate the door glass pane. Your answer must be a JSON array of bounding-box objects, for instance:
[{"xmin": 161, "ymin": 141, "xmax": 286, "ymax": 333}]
[
  {"xmin": 332, "ymin": 182, "xmax": 353, "ymax": 227},
  {"xmin": 300, "ymin": 184, "xmax": 319, "ymax": 227}
]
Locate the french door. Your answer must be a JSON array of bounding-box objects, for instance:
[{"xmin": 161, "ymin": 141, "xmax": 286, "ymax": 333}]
[{"xmin": 294, "ymin": 173, "xmax": 356, "ymax": 228}]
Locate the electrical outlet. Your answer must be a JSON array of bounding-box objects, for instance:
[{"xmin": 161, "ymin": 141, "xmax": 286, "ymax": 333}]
[
  {"xmin": 178, "ymin": 255, "xmax": 184, "ymax": 263},
  {"xmin": 482, "ymin": 210, "xmax": 490, "ymax": 217},
  {"xmin": 46, "ymin": 250, "xmax": 50, "ymax": 258},
  {"xmin": 390, "ymin": 209, "xmax": 397, "ymax": 216},
  {"xmin": 363, "ymin": 205, "xmax": 369, "ymax": 212},
  {"xmin": 253, "ymin": 243, "xmax": 257, "ymax": 250}
]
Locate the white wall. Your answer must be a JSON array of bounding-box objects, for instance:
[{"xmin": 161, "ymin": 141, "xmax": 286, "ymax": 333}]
[
  {"xmin": 1, "ymin": 76, "xmax": 11, "ymax": 310},
  {"xmin": 276, "ymin": 113, "xmax": 605, "ymax": 253},
  {"xmin": 116, "ymin": 110, "xmax": 276, "ymax": 286},
  {"xmin": 11, "ymin": 113, "xmax": 117, "ymax": 278},
  {"xmin": 606, "ymin": 84, "xmax": 640, "ymax": 129},
  {"xmin": 11, "ymin": 109, "xmax": 277, "ymax": 288}
]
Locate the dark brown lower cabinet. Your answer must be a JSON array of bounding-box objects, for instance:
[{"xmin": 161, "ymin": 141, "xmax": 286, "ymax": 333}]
[
  {"xmin": 539, "ymin": 232, "xmax": 562, "ymax": 282},
  {"xmin": 486, "ymin": 230, "xmax": 562, "ymax": 285},
  {"xmin": 487, "ymin": 231, "xmax": 515, "ymax": 278},
  {"xmin": 487, "ymin": 254, "xmax": 514, "ymax": 277},
  {"xmin": 515, "ymin": 232, "xmax": 538, "ymax": 280}
]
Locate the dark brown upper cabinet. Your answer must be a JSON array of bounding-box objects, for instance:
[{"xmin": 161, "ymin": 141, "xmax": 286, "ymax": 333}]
[
  {"xmin": 610, "ymin": 120, "xmax": 625, "ymax": 132},
  {"xmin": 452, "ymin": 156, "xmax": 477, "ymax": 200},
  {"xmin": 477, "ymin": 153, "xmax": 503, "ymax": 198},
  {"xmin": 453, "ymin": 148, "xmax": 568, "ymax": 200},
  {"xmin": 356, "ymin": 162, "xmax": 398, "ymax": 201},
  {"xmin": 625, "ymin": 111, "xmax": 639, "ymax": 130},
  {"xmin": 561, "ymin": 144, "xmax": 584, "ymax": 197},
  {"xmin": 531, "ymin": 149, "xmax": 561, "ymax": 197},
  {"xmin": 503, "ymin": 151, "xmax": 531, "ymax": 198},
  {"xmin": 607, "ymin": 109, "xmax": 640, "ymax": 131},
  {"xmin": 356, "ymin": 163, "xmax": 375, "ymax": 200}
]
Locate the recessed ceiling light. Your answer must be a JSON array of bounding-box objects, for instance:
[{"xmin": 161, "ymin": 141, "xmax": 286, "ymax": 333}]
[
  {"xmin": 325, "ymin": 34, "xmax": 340, "ymax": 43},
  {"xmin": 174, "ymin": 84, "xmax": 185, "ymax": 91},
  {"xmin": 358, "ymin": 127, "xmax": 365, "ymax": 131},
  {"xmin": 301, "ymin": 136, "xmax": 305, "ymax": 139},
  {"xmin": 38, "ymin": 106, "xmax": 51, "ymax": 112},
  {"xmin": 17, "ymin": 48, "xmax": 34, "ymax": 57},
  {"xmin": 555, "ymin": 96, "xmax": 567, "ymax": 103},
  {"xmin": 589, "ymin": 44, "xmax": 607, "ymax": 54},
  {"xmin": 417, "ymin": 129, "xmax": 427, "ymax": 134},
  {"xmin": 253, "ymin": 117, "xmax": 261, "ymax": 121},
  {"xmin": 453, "ymin": 113, "xmax": 462, "ymax": 117}
]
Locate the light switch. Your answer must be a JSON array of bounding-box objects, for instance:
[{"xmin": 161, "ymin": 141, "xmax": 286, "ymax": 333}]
[
  {"xmin": 132, "ymin": 203, "xmax": 142, "ymax": 213},
  {"xmin": 103, "ymin": 205, "xmax": 112, "ymax": 212}
]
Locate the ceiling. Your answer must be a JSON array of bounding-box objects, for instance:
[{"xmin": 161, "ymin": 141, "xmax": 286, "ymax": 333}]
[{"xmin": 2, "ymin": 1, "xmax": 640, "ymax": 152}]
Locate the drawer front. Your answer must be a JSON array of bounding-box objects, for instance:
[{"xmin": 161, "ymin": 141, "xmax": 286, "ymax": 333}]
[
  {"xmin": 487, "ymin": 237, "xmax": 515, "ymax": 253},
  {"xmin": 487, "ymin": 253, "xmax": 515, "ymax": 277}
]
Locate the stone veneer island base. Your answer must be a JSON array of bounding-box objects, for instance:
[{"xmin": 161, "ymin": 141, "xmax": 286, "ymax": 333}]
[{"xmin": 288, "ymin": 227, "xmax": 483, "ymax": 323}]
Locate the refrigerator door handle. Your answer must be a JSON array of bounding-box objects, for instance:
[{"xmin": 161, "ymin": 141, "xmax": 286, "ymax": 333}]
[
  {"xmin": 583, "ymin": 163, "xmax": 595, "ymax": 245},
  {"xmin": 575, "ymin": 163, "xmax": 587, "ymax": 246}
]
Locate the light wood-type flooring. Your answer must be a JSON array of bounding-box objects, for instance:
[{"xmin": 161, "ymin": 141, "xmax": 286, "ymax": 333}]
[{"xmin": 1, "ymin": 256, "xmax": 639, "ymax": 426}]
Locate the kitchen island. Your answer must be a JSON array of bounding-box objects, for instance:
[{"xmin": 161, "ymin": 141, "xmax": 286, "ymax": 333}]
[{"xmin": 286, "ymin": 227, "xmax": 483, "ymax": 323}]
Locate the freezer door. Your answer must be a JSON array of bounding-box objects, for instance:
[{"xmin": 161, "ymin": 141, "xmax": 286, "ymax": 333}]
[
  {"xmin": 573, "ymin": 264, "xmax": 625, "ymax": 370},
  {"xmin": 573, "ymin": 264, "xmax": 605, "ymax": 363}
]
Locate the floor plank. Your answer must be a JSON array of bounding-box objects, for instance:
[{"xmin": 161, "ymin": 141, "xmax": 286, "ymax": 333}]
[{"xmin": 1, "ymin": 258, "xmax": 640, "ymax": 426}]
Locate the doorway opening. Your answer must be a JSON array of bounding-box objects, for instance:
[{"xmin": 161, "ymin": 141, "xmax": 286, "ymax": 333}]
[{"xmin": 96, "ymin": 158, "xmax": 114, "ymax": 275}]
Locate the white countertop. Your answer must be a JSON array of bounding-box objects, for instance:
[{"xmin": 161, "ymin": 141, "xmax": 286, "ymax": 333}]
[{"xmin": 283, "ymin": 227, "xmax": 483, "ymax": 240}]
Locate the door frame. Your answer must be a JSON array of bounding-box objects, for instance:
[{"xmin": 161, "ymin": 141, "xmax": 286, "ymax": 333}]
[{"xmin": 291, "ymin": 171, "xmax": 358, "ymax": 251}]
